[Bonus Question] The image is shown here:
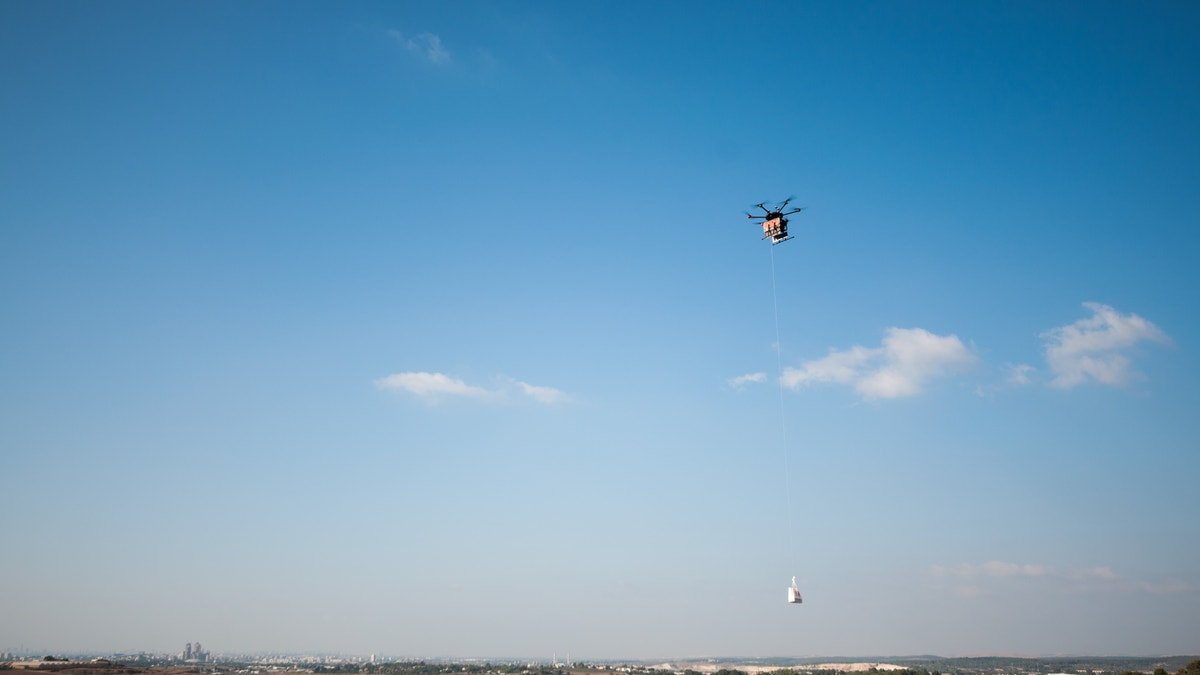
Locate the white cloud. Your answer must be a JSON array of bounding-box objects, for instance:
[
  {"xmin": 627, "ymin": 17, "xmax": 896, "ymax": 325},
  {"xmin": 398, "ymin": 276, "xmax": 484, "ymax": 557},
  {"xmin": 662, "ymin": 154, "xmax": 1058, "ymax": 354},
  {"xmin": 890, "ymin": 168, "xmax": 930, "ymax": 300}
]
[
  {"xmin": 932, "ymin": 561, "xmax": 1195, "ymax": 596},
  {"xmin": 728, "ymin": 372, "xmax": 767, "ymax": 388},
  {"xmin": 782, "ymin": 328, "xmax": 976, "ymax": 399},
  {"xmin": 375, "ymin": 371, "xmax": 568, "ymax": 405},
  {"xmin": 933, "ymin": 561, "xmax": 1065, "ymax": 599},
  {"xmin": 1006, "ymin": 363, "xmax": 1035, "ymax": 386},
  {"xmin": 1042, "ymin": 302, "xmax": 1170, "ymax": 388},
  {"xmin": 934, "ymin": 561, "xmax": 1052, "ymax": 578},
  {"xmin": 374, "ymin": 371, "xmax": 491, "ymax": 399},
  {"xmin": 389, "ymin": 29, "xmax": 451, "ymax": 65},
  {"xmin": 515, "ymin": 380, "xmax": 568, "ymax": 405},
  {"xmin": 782, "ymin": 345, "xmax": 875, "ymax": 388}
]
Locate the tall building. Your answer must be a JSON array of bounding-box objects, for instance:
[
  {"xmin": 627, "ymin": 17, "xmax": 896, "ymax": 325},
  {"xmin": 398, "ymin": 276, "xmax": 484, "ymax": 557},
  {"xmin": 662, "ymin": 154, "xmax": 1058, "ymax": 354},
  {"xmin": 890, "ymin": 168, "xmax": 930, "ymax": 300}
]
[{"xmin": 180, "ymin": 642, "xmax": 208, "ymax": 662}]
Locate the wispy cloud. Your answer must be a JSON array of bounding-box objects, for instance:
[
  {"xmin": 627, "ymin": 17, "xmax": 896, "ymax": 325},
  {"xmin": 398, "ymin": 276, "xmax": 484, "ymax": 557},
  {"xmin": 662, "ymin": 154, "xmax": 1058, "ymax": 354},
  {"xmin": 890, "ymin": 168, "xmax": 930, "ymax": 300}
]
[
  {"xmin": 1041, "ymin": 302, "xmax": 1170, "ymax": 388},
  {"xmin": 375, "ymin": 371, "xmax": 491, "ymax": 399},
  {"xmin": 782, "ymin": 327, "xmax": 976, "ymax": 399},
  {"xmin": 931, "ymin": 561, "xmax": 1193, "ymax": 596},
  {"xmin": 1006, "ymin": 363, "xmax": 1035, "ymax": 386},
  {"xmin": 933, "ymin": 561, "xmax": 1055, "ymax": 578},
  {"xmin": 375, "ymin": 371, "xmax": 568, "ymax": 404},
  {"xmin": 388, "ymin": 29, "xmax": 451, "ymax": 65},
  {"xmin": 514, "ymin": 380, "xmax": 568, "ymax": 405},
  {"xmin": 728, "ymin": 372, "xmax": 767, "ymax": 389},
  {"xmin": 977, "ymin": 363, "xmax": 1037, "ymax": 397}
]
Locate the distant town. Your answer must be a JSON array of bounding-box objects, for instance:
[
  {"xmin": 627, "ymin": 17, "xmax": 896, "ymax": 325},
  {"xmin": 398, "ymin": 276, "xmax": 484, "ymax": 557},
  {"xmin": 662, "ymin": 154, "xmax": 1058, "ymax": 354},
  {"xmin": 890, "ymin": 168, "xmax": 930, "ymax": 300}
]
[{"xmin": 2, "ymin": 648, "xmax": 1198, "ymax": 675}]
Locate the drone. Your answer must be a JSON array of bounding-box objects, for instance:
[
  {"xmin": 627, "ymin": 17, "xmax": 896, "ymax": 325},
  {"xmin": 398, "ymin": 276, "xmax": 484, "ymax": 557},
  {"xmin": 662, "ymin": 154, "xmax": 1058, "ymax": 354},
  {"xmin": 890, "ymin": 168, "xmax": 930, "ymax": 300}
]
[{"xmin": 746, "ymin": 197, "xmax": 803, "ymax": 244}]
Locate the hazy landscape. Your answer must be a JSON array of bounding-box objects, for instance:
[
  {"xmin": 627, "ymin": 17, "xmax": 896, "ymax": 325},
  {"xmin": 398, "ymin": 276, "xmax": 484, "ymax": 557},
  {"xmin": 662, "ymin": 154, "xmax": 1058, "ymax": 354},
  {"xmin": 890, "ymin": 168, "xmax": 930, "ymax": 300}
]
[{"xmin": 4, "ymin": 656, "xmax": 1200, "ymax": 675}]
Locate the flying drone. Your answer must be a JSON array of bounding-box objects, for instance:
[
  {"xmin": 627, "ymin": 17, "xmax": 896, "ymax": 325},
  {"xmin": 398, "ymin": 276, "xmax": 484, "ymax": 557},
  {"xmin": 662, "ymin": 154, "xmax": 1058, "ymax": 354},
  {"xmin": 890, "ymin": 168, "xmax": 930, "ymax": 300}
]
[{"xmin": 746, "ymin": 197, "xmax": 803, "ymax": 244}]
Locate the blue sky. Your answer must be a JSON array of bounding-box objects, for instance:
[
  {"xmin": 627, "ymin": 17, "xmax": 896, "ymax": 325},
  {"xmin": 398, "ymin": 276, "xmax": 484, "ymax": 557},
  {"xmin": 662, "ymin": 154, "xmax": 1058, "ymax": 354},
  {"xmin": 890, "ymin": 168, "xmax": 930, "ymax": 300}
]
[{"xmin": 2, "ymin": 0, "xmax": 1198, "ymax": 660}]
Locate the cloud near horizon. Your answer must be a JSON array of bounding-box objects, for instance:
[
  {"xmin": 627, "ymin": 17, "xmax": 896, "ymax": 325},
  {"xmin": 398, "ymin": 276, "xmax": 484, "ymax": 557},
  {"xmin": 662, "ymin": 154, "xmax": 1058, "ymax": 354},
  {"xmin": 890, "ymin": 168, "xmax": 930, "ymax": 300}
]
[
  {"xmin": 782, "ymin": 327, "xmax": 976, "ymax": 399},
  {"xmin": 932, "ymin": 561, "xmax": 1113, "ymax": 579},
  {"xmin": 930, "ymin": 561, "xmax": 1195, "ymax": 596},
  {"xmin": 1041, "ymin": 303, "xmax": 1170, "ymax": 388},
  {"xmin": 932, "ymin": 561, "xmax": 1106, "ymax": 599},
  {"xmin": 375, "ymin": 371, "xmax": 567, "ymax": 404}
]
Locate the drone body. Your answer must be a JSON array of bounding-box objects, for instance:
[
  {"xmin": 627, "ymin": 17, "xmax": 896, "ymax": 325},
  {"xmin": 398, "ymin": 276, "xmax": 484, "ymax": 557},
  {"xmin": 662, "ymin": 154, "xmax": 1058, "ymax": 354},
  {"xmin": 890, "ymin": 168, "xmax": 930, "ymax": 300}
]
[{"xmin": 746, "ymin": 197, "xmax": 803, "ymax": 244}]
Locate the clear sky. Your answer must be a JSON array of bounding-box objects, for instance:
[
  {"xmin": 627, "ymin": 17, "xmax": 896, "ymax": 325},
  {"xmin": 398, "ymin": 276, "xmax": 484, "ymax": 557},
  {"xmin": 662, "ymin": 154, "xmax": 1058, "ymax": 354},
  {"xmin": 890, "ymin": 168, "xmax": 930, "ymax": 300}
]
[{"xmin": 2, "ymin": 0, "xmax": 1198, "ymax": 661}]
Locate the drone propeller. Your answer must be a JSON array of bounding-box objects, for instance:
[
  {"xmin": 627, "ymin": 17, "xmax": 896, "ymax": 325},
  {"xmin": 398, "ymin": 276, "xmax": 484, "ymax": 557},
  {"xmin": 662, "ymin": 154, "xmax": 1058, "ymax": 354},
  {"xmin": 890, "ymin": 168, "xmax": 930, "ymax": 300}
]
[{"xmin": 747, "ymin": 198, "xmax": 804, "ymax": 219}]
